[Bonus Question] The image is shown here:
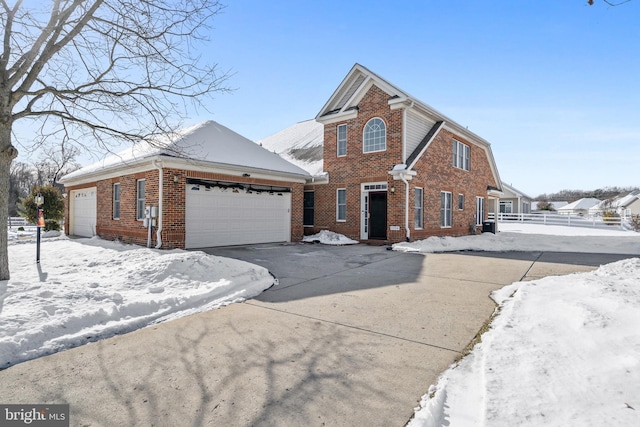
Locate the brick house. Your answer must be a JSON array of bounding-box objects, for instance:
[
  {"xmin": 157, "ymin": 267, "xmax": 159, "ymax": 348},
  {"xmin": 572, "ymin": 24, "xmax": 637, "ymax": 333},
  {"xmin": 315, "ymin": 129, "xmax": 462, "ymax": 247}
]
[
  {"xmin": 60, "ymin": 120, "xmax": 309, "ymax": 249},
  {"xmin": 261, "ymin": 64, "xmax": 503, "ymax": 243}
]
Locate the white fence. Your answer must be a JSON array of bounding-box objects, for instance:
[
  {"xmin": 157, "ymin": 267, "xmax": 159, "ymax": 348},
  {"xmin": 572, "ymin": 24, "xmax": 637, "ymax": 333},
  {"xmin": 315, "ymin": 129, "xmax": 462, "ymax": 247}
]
[{"xmin": 488, "ymin": 212, "xmax": 630, "ymax": 231}]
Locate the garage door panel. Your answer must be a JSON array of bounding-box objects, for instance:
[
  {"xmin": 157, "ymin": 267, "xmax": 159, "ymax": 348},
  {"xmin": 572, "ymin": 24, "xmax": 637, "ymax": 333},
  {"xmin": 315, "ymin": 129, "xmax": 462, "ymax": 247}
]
[
  {"xmin": 70, "ymin": 188, "xmax": 97, "ymax": 238},
  {"xmin": 185, "ymin": 185, "xmax": 291, "ymax": 248}
]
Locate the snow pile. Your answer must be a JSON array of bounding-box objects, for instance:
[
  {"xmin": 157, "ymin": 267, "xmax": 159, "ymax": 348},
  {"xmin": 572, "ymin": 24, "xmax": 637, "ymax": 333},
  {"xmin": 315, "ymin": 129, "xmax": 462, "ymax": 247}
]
[
  {"xmin": 303, "ymin": 230, "xmax": 358, "ymax": 245},
  {"xmin": 1, "ymin": 238, "xmax": 274, "ymax": 368},
  {"xmin": 394, "ymin": 222, "xmax": 640, "ymax": 255},
  {"xmin": 409, "ymin": 257, "xmax": 640, "ymax": 427}
]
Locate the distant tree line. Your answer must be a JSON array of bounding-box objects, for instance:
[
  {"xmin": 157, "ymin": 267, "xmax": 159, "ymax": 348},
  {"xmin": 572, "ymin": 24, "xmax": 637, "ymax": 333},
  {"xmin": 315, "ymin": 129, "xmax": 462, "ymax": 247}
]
[{"xmin": 535, "ymin": 186, "xmax": 639, "ymax": 202}]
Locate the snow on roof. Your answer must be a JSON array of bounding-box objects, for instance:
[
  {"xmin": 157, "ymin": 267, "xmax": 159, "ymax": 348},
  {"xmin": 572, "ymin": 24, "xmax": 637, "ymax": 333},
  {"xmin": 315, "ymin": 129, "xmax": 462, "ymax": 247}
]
[
  {"xmin": 62, "ymin": 120, "xmax": 309, "ymax": 182},
  {"xmin": 257, "ymin": 119, "xmax": 324, "ymax": 176},
  {"xmin": 557, "ymin": 197, "xmax": 601, "ymax": 211}
]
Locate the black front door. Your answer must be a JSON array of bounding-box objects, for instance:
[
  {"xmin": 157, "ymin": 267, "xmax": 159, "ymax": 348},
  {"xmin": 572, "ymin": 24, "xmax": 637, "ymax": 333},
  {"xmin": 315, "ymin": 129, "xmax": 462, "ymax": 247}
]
[{"xmin": 369, "ymin": 192, "xmax": 387, "ymax": 239}]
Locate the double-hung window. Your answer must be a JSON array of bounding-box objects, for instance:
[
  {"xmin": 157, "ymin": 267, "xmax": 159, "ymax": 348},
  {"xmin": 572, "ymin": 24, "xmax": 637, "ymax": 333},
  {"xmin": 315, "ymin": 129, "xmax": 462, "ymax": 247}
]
[
  {"xmin": 363, "ymin": 118, "xmax": 386, "ymax": 153},
  {"xmin": 113, "ymin": 183, "xmax": 120, "ymax": 219},
  {"xmin": 136, "ymin": 179, "xmax": 146, "ymax": 221},
  {"xmin": 414, "ymin": 188, "xmax": 423, "ymax": 229},
  {"xmin": 440, "ymin": 191, "xmax": 452, "ymax": 228},
  {"xmin": 452, "ymin": 139, "xmax": 470, "ymax": 171},
  {"xmin": 337, "ymin": 124, "xmax": 347, "ymax": 156},
  {"xmin": 337, "ymin": 189, "xmax": 346, "ymax": 221}
]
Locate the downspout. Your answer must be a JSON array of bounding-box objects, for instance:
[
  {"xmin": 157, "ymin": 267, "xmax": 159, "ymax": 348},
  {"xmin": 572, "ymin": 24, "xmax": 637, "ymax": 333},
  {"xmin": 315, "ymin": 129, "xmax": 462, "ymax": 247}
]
[
  {"xmin": 401, "ymin": 173, "xmax": 410, "ymax": 242},
  {"xmin": 153, "ymin": 159, "xmax": 163, "ymax": 249}
]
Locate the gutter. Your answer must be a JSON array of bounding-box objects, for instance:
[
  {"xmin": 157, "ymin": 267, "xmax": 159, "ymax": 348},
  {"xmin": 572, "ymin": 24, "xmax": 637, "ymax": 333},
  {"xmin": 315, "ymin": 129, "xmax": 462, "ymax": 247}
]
[
  {"xmin": 388, "ymin": 165, "xmax": 417, "ymax": 242},
  {"xmin": 153, "ymin": 158, "xmax": 163, "ymax": 249}
]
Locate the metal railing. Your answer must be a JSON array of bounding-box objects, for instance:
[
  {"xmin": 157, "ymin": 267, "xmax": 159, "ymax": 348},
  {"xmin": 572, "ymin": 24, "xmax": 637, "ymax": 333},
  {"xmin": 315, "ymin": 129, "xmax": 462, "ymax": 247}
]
[{"xmin": 487, "ymin": 212, "xmax": 629, "ymax": 230}]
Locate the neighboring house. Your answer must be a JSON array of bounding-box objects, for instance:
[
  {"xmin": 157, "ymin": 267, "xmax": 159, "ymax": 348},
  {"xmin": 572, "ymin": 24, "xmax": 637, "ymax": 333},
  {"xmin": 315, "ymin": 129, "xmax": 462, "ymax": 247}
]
[
  {"xmin": 589, "ymin": 190, "xmax": 640, "ymax": 217},
  {"xmin": 532, "ymin": 200, "xmax": 569, "ymax": 212},
  {"xmin": 557, "ymin": 198, "xmax": 601, "ymax": 216},
  {"xmin": 495, "ymin": 182, "xmax": 533, "ymax": 215},
  {"xmin": 263, "ymin": 63, "xmax": 503, "ymax": 243},
  {"xmin": 60, "ymin": 120, "xmax": 310, "ymax": 249}
]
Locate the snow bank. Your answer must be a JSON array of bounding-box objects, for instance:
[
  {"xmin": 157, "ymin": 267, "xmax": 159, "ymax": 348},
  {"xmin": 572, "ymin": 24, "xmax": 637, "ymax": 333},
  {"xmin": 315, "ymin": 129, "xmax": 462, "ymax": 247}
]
[
  {"xmin": 302, "ymin": 230, "xmax": 358, "ymax": 245},
  {"xmin": 1, "ymin": 238, "xmax": 274, "ymax": 368},
  {"xmin": 409, "ymin": 257, "xmax": 640, "ymax": 427}
]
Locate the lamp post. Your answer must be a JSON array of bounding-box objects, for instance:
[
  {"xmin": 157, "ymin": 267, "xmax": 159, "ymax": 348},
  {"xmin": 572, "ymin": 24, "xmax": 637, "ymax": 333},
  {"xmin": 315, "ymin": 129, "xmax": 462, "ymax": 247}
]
[{"xmin": 35, "ymin": 193, "xmax": 44, "ymax": 263}]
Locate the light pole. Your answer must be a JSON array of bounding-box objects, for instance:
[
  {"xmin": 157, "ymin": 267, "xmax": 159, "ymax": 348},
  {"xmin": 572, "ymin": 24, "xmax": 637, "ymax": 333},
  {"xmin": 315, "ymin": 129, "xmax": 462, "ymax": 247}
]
[{"xmin": 35, "ymin": 193, "xmax": 44, "ymax": 263}]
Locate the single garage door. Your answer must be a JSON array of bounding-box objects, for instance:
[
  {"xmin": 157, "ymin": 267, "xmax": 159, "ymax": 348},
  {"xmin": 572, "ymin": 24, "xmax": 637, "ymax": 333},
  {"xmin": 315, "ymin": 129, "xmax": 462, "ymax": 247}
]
[
  {"xmin": 70, "ymin": 187, "xmax": 97, "ymax": 237},
  {"xmin": 185, "ymin": 182, "xmax": 291, "ymax": 248}
]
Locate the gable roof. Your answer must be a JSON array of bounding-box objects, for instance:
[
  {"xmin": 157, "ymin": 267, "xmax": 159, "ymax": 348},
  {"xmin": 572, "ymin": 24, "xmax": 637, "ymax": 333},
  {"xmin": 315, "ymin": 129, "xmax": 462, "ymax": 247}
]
[
  {"xmin": 315, "ymin": 63, "xmax": 502, "ymax": 190},
  {"xmin": 501, "ymin": 182, "xmax": 533, "ymax": 200},
  {"xmin": 257, "ymin": 119, "xmax": 324, "ymax": 176},
  {"xmin": 557, "ymin": 198, "xmax": 601, "ymax": 211},
  {"xmin": 61, "ymin": 120, "xmax": 310, "ymax": 184}
]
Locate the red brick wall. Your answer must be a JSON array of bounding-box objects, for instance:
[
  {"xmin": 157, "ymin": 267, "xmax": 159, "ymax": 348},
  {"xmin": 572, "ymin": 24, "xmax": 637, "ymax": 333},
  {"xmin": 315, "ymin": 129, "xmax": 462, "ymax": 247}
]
[
  {"xmin": 65, "ymin": 167, "xmax": 305, "ymax": 249},
  {"xmin": 310, "ymin": 84, "xmax": 498, "ymax": 243}
]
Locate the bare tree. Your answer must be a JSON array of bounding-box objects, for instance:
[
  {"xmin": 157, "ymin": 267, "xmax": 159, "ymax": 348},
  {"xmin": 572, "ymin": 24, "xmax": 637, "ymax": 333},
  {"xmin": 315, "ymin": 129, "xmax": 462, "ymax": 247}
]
[
  {"xmin": 8, "ymin": 161, "xmax": 36, "ymax": 216},
  {"xmin": 34, "ymin": 140, "xmax": 81, "ymax": 187},
  {"xmin": 0, "ymin": 0, "xmax": 230, "ymax": 279}
]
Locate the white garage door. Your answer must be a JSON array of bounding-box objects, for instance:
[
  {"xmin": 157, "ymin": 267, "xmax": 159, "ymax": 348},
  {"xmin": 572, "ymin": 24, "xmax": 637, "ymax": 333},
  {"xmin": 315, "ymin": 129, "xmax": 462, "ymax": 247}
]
[
  {"xmin": 70, "ymin": 187, "xmax": 97, "ymax": 237},
  {"xmin": 185, "ymin": 184, "xmax": 291, "ymax": 248}
]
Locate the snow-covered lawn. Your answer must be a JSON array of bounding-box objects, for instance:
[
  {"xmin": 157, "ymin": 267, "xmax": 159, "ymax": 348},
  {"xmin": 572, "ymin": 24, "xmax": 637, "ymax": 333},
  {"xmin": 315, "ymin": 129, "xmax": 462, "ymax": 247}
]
[
  {"xmin": 405, "ymin": 224, "xmax": 640, "ymax": 426},
  {"xmin": 1, "ymin": 237, "xmax": 274, "ymax": 368}
]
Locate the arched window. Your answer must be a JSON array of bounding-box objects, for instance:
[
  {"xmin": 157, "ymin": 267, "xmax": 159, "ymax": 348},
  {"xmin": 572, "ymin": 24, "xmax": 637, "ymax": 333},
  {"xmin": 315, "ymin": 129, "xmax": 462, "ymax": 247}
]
[{"xmin": 363, "ymin": 118, "xmax": 386, "ymax": 153}]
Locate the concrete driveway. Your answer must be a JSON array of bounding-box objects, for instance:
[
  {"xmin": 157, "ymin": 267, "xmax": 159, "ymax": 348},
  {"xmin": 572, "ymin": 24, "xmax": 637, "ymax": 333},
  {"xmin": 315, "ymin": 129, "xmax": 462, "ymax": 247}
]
[{"xmin": 0, "ymin": 244, "xmax": 628, "ymax": 426}]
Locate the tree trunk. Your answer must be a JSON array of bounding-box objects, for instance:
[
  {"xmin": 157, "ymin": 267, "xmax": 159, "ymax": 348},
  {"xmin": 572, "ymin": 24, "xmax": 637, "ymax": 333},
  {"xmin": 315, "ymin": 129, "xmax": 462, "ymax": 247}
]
[{"xmin": 1, "ymin": 121, "xmax": 19, "ymax": 280}]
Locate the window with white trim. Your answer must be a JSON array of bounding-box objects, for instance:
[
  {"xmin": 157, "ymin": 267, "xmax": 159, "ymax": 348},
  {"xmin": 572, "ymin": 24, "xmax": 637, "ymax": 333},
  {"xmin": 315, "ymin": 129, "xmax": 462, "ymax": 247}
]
[
  {"xmin": 499, "ymin": 201, "xmax": 513, "ymax": 214},
  {"xmin": 452, "ymin": 139, "xmax": 470, "ymax": 171},
  {"xmin": 440, "ymin": 191, "xmax": 452, "ymax": 228},
  {"xmin": 363, "ymin": 118, "xmax": 386, "ymax": 153},
  {"xmin": 337, "ymin": 124, "xmax": 347, "ymax": 157},
  {"xmin": 113, "ymin": 183, "xmax": 120, "ymax": 220},
  {"xmin": 476, "ymin": 197, "xmax": 485, "ymax": 226},
  {"xmin": 414, "ymin": 188, "xmax": 423, "ymax": 229},
  {"xmin": 337, "ymin": 188, "xmax": 346, "ymax": 221},
  {"xmin": 136, "ymin": 179, "xmax": 146, "ymax": 221}
]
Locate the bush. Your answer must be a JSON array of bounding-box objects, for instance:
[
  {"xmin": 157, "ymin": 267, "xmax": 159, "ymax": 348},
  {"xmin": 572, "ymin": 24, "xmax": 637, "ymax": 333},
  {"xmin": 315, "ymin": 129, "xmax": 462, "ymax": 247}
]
[
  {"xmin": 18, "ymin": 226, "xmax": 24, "ymax": 231},
  {"xmin": 629, "ymin": 214, "xmax": 640, "ymax": 232},
  {"xmin": 602, "ymin": 211, "xmax": 620, "ymax": 224},
  {"xmin": 20, "ymin": 185, "xmax": 65, "ymax": 226},
  {"xmin": 44, "ymin": 220, "xmax": 61, "ymax": 231}
]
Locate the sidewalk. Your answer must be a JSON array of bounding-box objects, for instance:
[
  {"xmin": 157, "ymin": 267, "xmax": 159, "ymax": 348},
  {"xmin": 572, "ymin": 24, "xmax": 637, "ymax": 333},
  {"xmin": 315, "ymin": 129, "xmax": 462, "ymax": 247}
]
[{"xmin": 0, "ymin": 246, "xmax": 624, "ymax": 426}]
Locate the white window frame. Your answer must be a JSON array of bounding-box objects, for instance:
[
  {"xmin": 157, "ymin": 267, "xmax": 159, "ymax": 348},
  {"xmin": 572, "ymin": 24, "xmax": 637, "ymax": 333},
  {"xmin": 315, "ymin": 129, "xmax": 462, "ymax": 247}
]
[
  {"xmin": 363, "ymin": 117, "xmax": 386, "ymax": 153},
  {"xmin": 440, "ymin": 191, "xmax": 452, "ymax": 228},
  {"xmin": 452, "ymin": 139, "xmax": 470, "ymax": 171},
  {"xmin": 136, "ymin": 179, "xmax": 146, "ymax": 221},
  {"xmin": 476, "ymin": 197, "xmax": 485, "ymax": 226},
  {"xmin": 113, "ymin": 183, "xmax": 120, "ymax": 220},
  {"xmin": 414, "ymin": 188, "xmax": 423, "ymax": 229},
  {"xmin": 500, "ymin": 200, "xmax": 513, "ymax": 214},
  {"xmin": 337, "ymin": 124, "xmax": 347, "ymax": 157},
  {"xmin": 336, "ymin": 188, "xmax": 346, "ymax": 222},
  {"xmin": 458, "ymin": 193, "xmax": 465, "ymax": 210}
]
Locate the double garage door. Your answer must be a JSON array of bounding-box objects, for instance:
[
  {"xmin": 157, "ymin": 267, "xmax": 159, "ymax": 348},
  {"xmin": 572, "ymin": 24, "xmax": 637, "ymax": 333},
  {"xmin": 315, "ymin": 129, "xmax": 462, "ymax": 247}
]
[
  {"xmin": 69, "ymin": 187, "xmax": 97, "ymax": 237},
  {"xmin": 185, "ymin": 183, "xmax": 292, "ymax": 249}
]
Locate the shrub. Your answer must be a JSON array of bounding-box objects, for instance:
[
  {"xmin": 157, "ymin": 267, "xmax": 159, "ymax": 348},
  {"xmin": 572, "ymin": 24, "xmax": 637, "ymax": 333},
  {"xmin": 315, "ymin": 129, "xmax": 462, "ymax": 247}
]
[
  {"xmin": 20, "ymin": 185, "xmax": 65, "ymax": 226},
  {"xmin": 629, "ymin": 214, "xmax": 640, "ymax": 232},
  {"xmin": 602, "ymin": 211, "xmax": 620, "ymax": 225}
]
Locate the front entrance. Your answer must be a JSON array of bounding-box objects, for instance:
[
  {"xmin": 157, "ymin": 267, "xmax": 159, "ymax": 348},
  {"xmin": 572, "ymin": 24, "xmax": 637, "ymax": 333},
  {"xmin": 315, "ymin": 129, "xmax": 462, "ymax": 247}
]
[
  {"xmin": 360, "ymin": 182, "xmax": 389, "ymax": 240},
  {"xmin": 369, "ymin": 192, "xmax": 387, "ymax": 239}
]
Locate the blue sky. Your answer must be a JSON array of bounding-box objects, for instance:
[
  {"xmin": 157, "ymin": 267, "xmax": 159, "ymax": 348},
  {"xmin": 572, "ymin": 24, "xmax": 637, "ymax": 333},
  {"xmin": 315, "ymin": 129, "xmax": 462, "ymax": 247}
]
[
  {"xmin": 17, "ymin": 0, "xmax": 640, "ymax": 197},
  {"xmin": 191, "ymin": 0, "xmax": 639, "ymax": 197}
]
